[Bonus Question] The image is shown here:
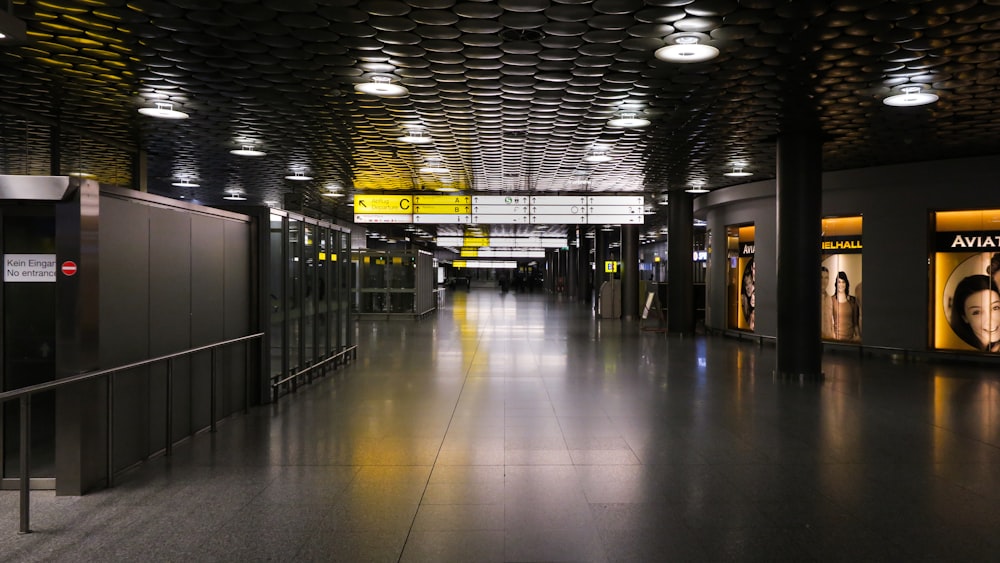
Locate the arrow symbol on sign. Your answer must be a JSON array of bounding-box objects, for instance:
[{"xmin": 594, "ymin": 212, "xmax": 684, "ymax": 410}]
[{"xmin": 359, "ymin": 200, "xmax": 367, "ymax": 208}]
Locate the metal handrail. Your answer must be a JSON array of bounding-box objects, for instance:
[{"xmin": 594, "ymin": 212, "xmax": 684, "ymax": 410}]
[
  {"xmin": 271, "ymin": 345, "xmax": 357, "ymax": 389},
  {"xmin": 1, "ymin": 332, "xmax": 264, "ymax": 535}
]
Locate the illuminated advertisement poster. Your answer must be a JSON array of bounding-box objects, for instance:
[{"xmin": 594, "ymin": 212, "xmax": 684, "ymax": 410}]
[
  {"xmin": 821, "ymin": 216, "xmax": 863, "ymax": 342},
  {"xmin": 726, "ymin": 224, "xmax": 755, "ymax": 331},
  {"xmin": 933, "ymin": 210, "xmax": 1000, "ymax": 353}
]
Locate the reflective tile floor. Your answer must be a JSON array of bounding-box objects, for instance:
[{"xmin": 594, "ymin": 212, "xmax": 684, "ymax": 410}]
[{"xmin": 3, "ymin": 288, "xmax": 1000, "ymax": 562}]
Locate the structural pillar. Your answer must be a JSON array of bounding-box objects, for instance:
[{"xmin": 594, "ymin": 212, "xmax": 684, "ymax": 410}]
[
  {"xmin": 55, "ymin": 178, "xmax": 104, "ymax": 494},
  {"xmin": 566, "ymin": 229, "xmax": 578, "ymax": 298},
  {"xmin": 621, "ymin": 224, "xmax": 640, "ymax": 320},
  {"xmin": 775, "ymin": 125, "xmax": 823, "ymax": 380},
  {"xmin": 593, "ymin": 227, "xmax": 606, "ymax": 314},
  {"xmin": 578, "ymin": 228, "xmax": 592, "ymax": 303},
  {"xmin": 49, "ymin": 122, "xmax": 61, "ymax": 176},
  {"xmin": 668, "ymin": 191, "xmax": 695, "ymax": 334}
]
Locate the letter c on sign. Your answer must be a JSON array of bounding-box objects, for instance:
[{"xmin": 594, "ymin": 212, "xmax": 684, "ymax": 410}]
[{"xmin": 400, "ymin": 198, "xmax": 411, "ymax": 210}]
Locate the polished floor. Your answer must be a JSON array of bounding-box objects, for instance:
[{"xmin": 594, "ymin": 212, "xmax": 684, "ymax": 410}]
[{"xmin": 3, "ymin": 287, "xmax": 1000, "ymax": 562}]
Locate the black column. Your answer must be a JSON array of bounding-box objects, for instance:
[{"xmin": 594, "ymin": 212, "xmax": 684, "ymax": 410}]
[
  {"xmin": 775, "ymin": 127, "xmax": 823, "ymax": 380},
  {"xmin": 567, "ymin": 229, "xmax": 578, "ymax": 298},
  {"xmin": 668, "ymin": 191, "xmax": 695, "ymax": 334},
  {"xmin": 579, "ymin": 227, "xmax": 592, "ymax": 303},
  {"xmin": 55, "ymin": 179, "xmax": 103, "ymax": 494},
  {"xmin": 621, "ymin": 224, "xmax": 639, "ymax": 320},
  {"xmin": 131, "ymin": 150, "xmax": 148, "ymax": 192},
  {"xmin": 49, "ymin": 122, "xmax": 61, "ymax": 175},
  {"xmin": 593, "ymin": 227, "xmax": 606, "ymax": 313}
]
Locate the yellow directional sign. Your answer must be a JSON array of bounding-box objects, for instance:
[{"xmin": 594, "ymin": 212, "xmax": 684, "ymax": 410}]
[
  {"xmin": 414, "ymin": 195, "xmax": 471, "ymax": 205},
  {"xmin": 453, "ymin": 260, "xmax": 468, "ymax": 268},
  {"xmin": 353, "ymin": 195, "xmax": 412, "ymax": 214},
  {"xmin": 463, "ymin": 237, "xmax": 489, "ymax": 247},
  {"xmin": 460, "ymin": 249, "xmax": 479, "ymax": 257},
  {"xmin": 413, "ymin": 204, "xmax": 472, "ymax": 214},
  {"xmin": 605, "ymin": 261, "xmax": 618, "ymax": 273}
]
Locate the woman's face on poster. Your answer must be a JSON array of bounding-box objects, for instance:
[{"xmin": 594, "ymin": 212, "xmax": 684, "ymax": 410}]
[
  {"xmin": 962, "ymin": 288, "xmax": 1000, "ymax": 347},
  {"xmin": 836, "ymin": 277, "xmax": 846, "ymax": 293}
]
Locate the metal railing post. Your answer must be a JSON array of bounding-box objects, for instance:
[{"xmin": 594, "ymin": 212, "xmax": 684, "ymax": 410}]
[
  {"xmin": 0, "ymin": 332, "xmax": 266, "ymax": 533},
  {"xmin": 210, "ymin": 348, "xmax": 218, "ymax": 433},
  {"xmin": 244, "ymin": 342, "xmax": 251, "ymax": 414},
  {"xmin": 19, "ymin": 395, "xmax": 31, "ymax": 534},
  {"xmin": 165, "ymin": 358, "xmax": 173, "ymax": 456},
  {"xmin": 107, "ymin": 376, "xmax": 115, "ymax": 487}
]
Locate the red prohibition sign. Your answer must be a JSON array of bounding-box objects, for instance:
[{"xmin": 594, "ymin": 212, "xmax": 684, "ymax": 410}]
[{"xmin": 61, "ymin": 261, "xmax": 78, "ymax": 276}]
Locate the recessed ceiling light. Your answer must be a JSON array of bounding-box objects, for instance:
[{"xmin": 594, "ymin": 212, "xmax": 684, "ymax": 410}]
[
  {"xmin": 584, "ymin": 152, "xmax": 612, "ymax": 163},
  {"xmin": 355, "ymin": 75, "xmax": 408, "ymax": 97},
  {"xmin": 284, "ymin": 171, "xmax": 313, "ymax": 181},
  {"xmin": 420, "ymin": 166, "xmax": 450, "ymax": 174},
  {"xmin": 608, "ymin": 112, "xmax": 650, "ymax": 128},
  {"xmin": 724, "ymin": 167, "xmax": 753, "ymax": 177},
  {"xmin": 399, "ymin": 130, "xmax": 432, "ymax": 144},
  {"xmin": 230, "ymin": 144, "xmax": 266, "ymax": 157},
  {"xmin": 655, "ymin": 35, "xmax": 719, "ymax": 63},
  {"xmin": 883, "ymin": 85, "xmax": 938, "ymax": 107},
  {"xmin": 138, "ymin": 101, "xmax": 189, "ymax": 119}
]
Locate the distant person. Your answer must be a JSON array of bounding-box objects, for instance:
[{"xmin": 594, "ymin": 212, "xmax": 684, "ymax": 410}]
[
  {"xmin": 820, "ymin": 266, "xmax": 834, "ymax": 339},
  {"xmin": 949, "ymin": 274, "xmax": 1000, "ymax": 352},
  {"xmin": 831, "ymin": 271, "xmax": 860, "ymax": 341}
]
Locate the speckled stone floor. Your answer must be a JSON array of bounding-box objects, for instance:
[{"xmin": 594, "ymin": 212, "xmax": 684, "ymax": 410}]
[{"xmin": 2, "ymin": 288, "xmax": 1000, "ymax": 562}]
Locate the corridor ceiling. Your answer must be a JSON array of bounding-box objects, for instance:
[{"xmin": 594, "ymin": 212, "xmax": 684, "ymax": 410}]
[{"xmin": 1, "ymin": 0, "xmax": 999, "ymax": 230}]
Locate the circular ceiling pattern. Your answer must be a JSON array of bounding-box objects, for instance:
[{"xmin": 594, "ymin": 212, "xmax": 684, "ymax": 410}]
[{"xmin": 1, "ymin": 0, "xmax": 999, "ymax": 235}]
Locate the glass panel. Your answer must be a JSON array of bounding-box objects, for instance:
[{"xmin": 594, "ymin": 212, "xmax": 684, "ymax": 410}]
[
  {"xmin": 2, "ymin": 210, "xmax": 57, "ymax": 478},
  {"xmin": 303, "ymin": 225, "xmax": 316, "ymax": 365},
  {"xmin": 329, "ymin": 231, "xmax": 340, "ymax": 353},
  {"xmin": 340, "ymin": 232, "xmax": 352, "ymax": 349},
  {"xmin": 287, "ymin": 219, "xmax": 301, "ymax": 371},
  {"xmin": 268, "ymin": 213, "xmax": 284, "ymax": 380},
  {"xmin": 316, "ymin": 227, "xmax": 328, "ymax": 360}
]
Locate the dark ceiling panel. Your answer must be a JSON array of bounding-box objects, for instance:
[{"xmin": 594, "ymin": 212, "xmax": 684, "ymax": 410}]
[{"xmin": 1, "ymin": 0, "xmax": 999, "ymax": 238}]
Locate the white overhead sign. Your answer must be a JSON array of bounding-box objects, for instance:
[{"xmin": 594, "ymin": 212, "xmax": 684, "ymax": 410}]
[
  {"xmin": 4, "ymin": 254, "xmax": 57, "ymax": 283},
  {"xmin": 355, "ymin": 194, "xmax": 646, "ymax": 225}
]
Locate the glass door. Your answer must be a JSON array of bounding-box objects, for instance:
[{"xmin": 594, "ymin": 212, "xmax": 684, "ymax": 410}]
[{"xmin": 1, "ymin": 205, "xmax": 57, "ymax": 485}]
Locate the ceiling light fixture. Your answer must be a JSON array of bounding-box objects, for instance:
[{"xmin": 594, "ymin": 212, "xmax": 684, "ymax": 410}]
[
  {"xmin": 608, "ymin": 112, "xmax": 650, "ymax": 128},
  {"xmin": 398, "ymin": 130, "xmax": 432, "ymax": 144},
  {"xmin": 355, "ymin": 75, "xmax": 408, "ymax": 97},
  {"xmin": 420, "ymin": 158, "xmax": 450, "ymax": 174},
  {"xmin": 322, "ymin": 191, "xmax": 344, "ymax": 197},
  {"xmin": 883, "ymin": 85, "xmax": 939, "ymax": 107},
  {"xmin": 584, "ymin": 151, "xmax": 612, "ymax": 163},
  {"xmin": 230, "ymin": 143, "xmax": 266, "ymax": 157},
  {"xmin": 724, "ymin": 167, "xmax": 753, "ymax": 177},
  {"xmin": 223, "ymin": 190, "xmax": 247, "ymax": 201},
  {"xmin": 172, "ymin": 179, "xmax": 200, "ymax": 187},
  {"xmin": 284, "ymin": 170, "xmax": 313, "ymax": 181},
  {"xmin": 137, "ymin": 101, "xmax": 189, "ymax": 119},
  {"xmin": 685, "ymin": 186, "xmax": 710, "ymax": 194},
  {"xmin": 655, "ymin": 35, "xmax": 719, "ymax": 63}
]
